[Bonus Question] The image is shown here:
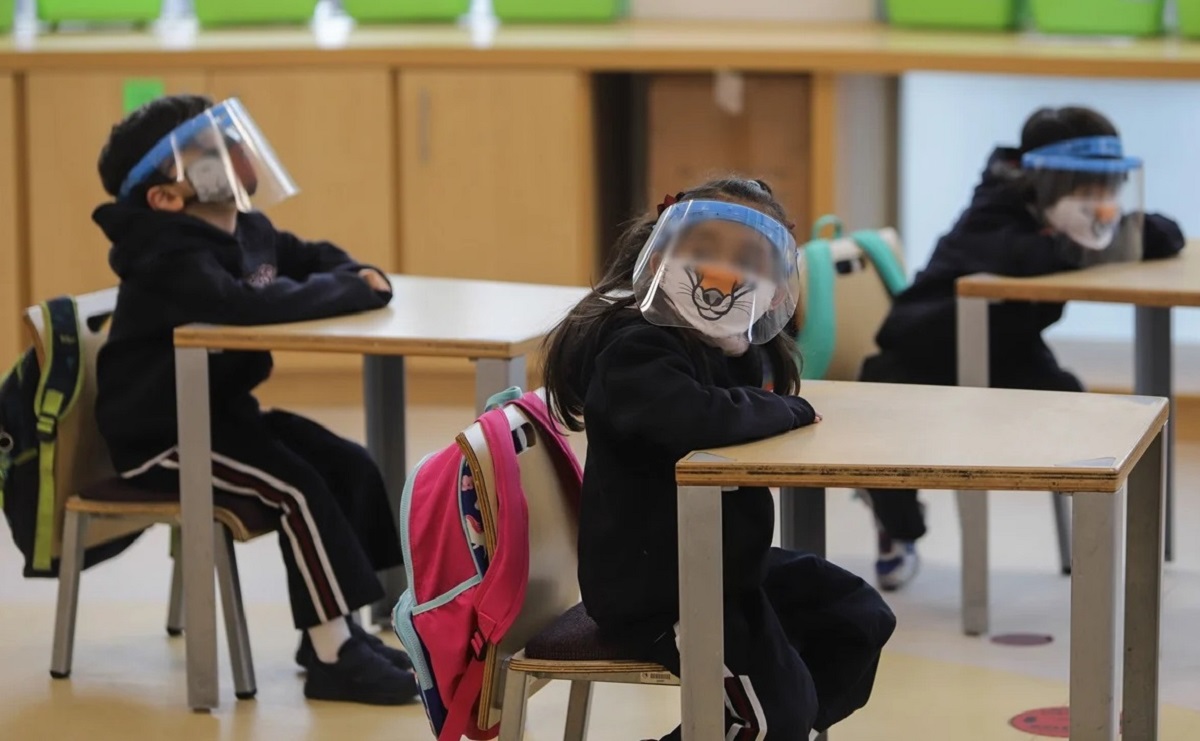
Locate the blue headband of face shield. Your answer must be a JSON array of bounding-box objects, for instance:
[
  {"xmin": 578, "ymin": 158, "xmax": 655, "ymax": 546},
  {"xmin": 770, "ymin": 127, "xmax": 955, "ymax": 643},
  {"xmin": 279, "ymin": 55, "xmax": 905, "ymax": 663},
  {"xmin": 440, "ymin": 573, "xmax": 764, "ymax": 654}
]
[
  {"xmin": 1021, "ymin": 135, "xmax": 1142, "ymax": 174},
  {"xmin": 117, "ymin": 101, "xmax": 239, "ymax": 200},
  {"xmin": 663, "ymin": 199, "xmax": 798, "ymax": 261}
]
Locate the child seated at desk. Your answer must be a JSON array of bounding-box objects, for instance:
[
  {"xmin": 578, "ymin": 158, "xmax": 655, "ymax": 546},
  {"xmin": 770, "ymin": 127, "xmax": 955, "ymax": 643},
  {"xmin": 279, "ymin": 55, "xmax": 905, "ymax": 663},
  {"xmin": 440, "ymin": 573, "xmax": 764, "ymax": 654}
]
[
  {"xmin": 860, "ymin": 105, "xmax": 1185, "ymax": 591},
  {"xmin": 544, "ymin": 177, "xmax": 896, "ymax": 740},
  {"xmin": 92, "ymin": 94, "xmax": 417, "ymax": 705}
]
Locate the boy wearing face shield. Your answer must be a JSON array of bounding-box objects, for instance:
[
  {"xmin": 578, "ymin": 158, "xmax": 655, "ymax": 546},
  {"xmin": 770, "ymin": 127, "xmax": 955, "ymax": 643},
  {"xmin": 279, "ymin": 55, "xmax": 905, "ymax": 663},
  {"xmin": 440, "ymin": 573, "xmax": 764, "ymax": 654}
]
[
  {"xmin": 92, "ymin": 95, "xmax": 416, "ymax": 704},
  {"xmin": 858, "ymin": 106, "xmax": 1184, "ymax": 592}
]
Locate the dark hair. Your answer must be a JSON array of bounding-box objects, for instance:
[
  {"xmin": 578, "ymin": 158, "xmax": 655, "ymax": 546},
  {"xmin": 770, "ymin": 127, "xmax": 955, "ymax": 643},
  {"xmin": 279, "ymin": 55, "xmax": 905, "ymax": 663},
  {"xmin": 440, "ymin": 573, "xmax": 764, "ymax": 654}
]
[
  {"xmin": 1017, "ymin": 106, "xmax": 1123, "ymax": 208},
  {"xmin": 543, "ymin": 177, "xmax": 802, "ymax": 432},
  {"xmin": 97, "ymin": 94, "xmax": 214, "ymax": 204}
]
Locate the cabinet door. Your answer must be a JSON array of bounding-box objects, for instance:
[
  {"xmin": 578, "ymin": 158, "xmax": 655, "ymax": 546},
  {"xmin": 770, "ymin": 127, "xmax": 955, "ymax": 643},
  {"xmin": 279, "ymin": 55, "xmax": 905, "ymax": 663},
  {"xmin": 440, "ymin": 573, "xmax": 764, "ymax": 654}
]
[
  {"xmin": 647, "ymin": 74, "xmax": 811, "ymax": 231},
  {"xmin": 25, "ymin": 71, "xmax": 208, "ymax": 303},
  {"xmin": 0, "ymin": 75, "xmax": 21, "ymax": 360},
  {"xmin": 207, "ymin": 69, "xmax": 398, "ymax": 375},
  {"xmin": 399, "ymin": 70, "xmax": 596, "ymax": 286}
]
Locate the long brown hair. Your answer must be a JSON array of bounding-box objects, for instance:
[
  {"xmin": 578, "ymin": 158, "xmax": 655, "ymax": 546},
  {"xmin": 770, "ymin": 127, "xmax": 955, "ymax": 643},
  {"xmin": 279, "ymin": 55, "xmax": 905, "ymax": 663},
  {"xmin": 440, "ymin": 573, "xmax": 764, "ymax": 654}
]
[{"xmin": 543, "ymin": 177, "xmax": 802, "ymax": 431}]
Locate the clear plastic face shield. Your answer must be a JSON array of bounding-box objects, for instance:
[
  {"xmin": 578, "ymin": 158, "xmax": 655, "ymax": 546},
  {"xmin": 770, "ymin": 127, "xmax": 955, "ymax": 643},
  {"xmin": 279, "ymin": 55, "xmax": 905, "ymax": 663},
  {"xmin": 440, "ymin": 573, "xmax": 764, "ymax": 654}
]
[
  {"xmin": 118, "ymin": 98, "xmax": 298, "ymax": 212},
  {"xmin": 632, "ymin": 200, "xmax": 802, "ymax": 347},
  {"xmin": 1022, "ymin": 136, "xmax": 1144, "ymax": 259}
]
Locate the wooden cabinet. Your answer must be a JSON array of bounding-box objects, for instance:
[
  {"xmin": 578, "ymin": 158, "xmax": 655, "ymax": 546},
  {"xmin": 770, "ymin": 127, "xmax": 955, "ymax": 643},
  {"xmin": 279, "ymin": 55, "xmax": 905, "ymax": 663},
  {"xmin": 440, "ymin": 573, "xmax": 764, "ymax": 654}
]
[
  {"xmin": 208, "ymin": 69, "xmax": 397, "ymax": 374},
  {"xmin": 1, "ymin": 75, "xmax": 21, "ymax": 361},
  {"xmin": 646, "ymin": 74, "xmax": 811, "ymax": 232},
  {"xmin": 25, "ymin": 71, "xmax": 207, "ymax": 303},
  {"xmin": 398, "ymin": 69, "xmax": 596, "ymax": 286}
]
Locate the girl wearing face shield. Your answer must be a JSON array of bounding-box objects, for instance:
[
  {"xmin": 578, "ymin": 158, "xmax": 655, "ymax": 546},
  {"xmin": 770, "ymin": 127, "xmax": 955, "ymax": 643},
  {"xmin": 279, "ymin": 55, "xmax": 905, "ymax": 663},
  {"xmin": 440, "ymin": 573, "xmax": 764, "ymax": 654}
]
[{"xmin": 858, "ymin": 106, "xmax": 1185, "ymax": 592}]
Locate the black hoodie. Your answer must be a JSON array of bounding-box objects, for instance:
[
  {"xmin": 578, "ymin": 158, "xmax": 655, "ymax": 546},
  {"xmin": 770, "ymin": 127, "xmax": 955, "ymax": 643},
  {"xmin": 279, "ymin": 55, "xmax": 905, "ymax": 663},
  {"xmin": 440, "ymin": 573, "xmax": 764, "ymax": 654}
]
[
  {"xmin": 572, "ymin": 310, "xmax": 817, "ymax": 642},
  {"xmin": 93, "ymin": 203, "xmax": 391, "ymax": 471},
  {"xmin": 868, "ymin": 147, "xmax": 1185, "ymax": 386}
]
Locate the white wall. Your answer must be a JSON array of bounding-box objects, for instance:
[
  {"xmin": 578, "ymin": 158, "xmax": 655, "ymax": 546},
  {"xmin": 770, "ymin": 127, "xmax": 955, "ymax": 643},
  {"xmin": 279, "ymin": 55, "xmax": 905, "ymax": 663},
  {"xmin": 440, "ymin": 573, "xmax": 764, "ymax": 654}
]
[
  {"xmin": 631, "ymin": 0, "xmax": 875, "ymax": 21},
  {"xmin": 899, "ymin": 72, "xmax": 1200, "ymax": 387}
]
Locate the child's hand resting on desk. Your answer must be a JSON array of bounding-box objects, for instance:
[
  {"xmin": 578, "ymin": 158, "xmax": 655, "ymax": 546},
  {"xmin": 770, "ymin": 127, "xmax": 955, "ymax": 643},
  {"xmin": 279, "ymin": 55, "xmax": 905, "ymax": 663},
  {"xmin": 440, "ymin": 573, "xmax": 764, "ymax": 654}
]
[
  {"xmin": 358, "ymin": 268, "xmax": 391, "ymax": 293},
  {"xmin": 785, "ymin": 396, "xmax": 821, "ymax": 427}
]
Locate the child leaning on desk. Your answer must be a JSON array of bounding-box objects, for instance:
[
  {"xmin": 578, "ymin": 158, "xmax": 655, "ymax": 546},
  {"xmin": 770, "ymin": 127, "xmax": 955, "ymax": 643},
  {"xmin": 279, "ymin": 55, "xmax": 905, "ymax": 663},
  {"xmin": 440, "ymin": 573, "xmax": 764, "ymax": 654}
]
[
  {"xmin": 91, "ymin": 94, "xmax": 418, "ymax": 705},
  {"xmin": 543, "ymin": 177, "xmax": 896, "ymax": 741},
  {"xmin": 860, "ymin": 105, "xmax": 1186, "ymax": 592}
]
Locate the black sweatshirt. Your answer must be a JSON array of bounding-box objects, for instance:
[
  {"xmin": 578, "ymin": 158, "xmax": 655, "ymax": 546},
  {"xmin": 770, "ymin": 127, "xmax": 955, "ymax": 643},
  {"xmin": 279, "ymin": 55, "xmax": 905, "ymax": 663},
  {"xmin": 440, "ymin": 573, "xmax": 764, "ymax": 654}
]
[
  {"xmin": 573, "ymin": 311, "xmax": 817, "ymax": 642},
  {"xmin": 93, "ymin": 204, "xmax": 392, "ymax": 471},
  {"xmin": 869, "ymin": 147, "xmax": 1185, "ymax": 385}
]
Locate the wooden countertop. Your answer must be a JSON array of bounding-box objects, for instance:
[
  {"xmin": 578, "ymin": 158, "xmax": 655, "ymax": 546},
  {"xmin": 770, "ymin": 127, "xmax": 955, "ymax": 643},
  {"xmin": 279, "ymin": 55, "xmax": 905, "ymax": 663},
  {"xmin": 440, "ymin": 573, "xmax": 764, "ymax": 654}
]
[
  {"xmin": 6, "ymin": 21, "xmax": 1200, "ymax": 78},
  {"xmin": 676, "ymin": 380, "xmax": 1168, "ymax": 493},
  {"xmin": 957, "ymin": 247, "xmax": 1200, "ymax": 308},
  {"xmin": 173, "ymin": 275, "xmax": 588, "ymax": 358}
]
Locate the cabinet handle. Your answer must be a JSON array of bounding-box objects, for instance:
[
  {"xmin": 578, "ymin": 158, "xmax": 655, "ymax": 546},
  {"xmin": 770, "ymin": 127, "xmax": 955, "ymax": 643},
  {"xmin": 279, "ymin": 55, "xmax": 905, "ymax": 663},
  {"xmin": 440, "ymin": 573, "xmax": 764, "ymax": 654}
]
[{"xmin": 418, "ymin": 88, "xmax": 431, "ymax": 164}]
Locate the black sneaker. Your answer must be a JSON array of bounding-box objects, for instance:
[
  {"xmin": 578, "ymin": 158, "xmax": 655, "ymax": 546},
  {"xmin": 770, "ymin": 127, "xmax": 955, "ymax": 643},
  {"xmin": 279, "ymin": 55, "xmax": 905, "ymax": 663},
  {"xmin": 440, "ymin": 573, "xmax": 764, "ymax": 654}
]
[
  {"xmin": 296, "ymin": 620, "xmax": 414, "ymax": 672},
  {"xmin": 304, "ymin": 635, "xmax": 419, "ymax": 706}
]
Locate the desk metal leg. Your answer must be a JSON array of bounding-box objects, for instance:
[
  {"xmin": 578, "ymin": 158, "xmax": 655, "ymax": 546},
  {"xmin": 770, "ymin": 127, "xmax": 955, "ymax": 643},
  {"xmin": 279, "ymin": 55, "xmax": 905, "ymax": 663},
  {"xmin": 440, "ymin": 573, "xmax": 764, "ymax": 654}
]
[
  {"xmin": 364, "ymin": 355, "xmax": 408, "ymax": 626},
  {"xmin": 474, "ymin": 357, "xmax": 527, "ymax": 414},
  {"xmin": 956, "ymin": 295, "xmax": 991, "ymax": 637},
  {"xmin": 1134, "ymin": 306, "xmax": 1174, "ymax": 562},
  {"xmin": 1070, "ymin": 487, "xmax": 1126, "ymax": 741},
  {"xmin": 1123, "ymin": 429, "xmax": 1165, "ymax": 740},
  {"xmin": 780, "ymin": 487, "xmax": 826, "ymax": 557},
  {"xmin": 678, "ymin": 485, "xmax": 725, "ymax": 741},
  {"xmin": 779, "ymin": 487, "xmax": 829, "ymax": 741},
  {"xmin": 176, "ymin": 346, "xmax": 218, "ymax": 711}
]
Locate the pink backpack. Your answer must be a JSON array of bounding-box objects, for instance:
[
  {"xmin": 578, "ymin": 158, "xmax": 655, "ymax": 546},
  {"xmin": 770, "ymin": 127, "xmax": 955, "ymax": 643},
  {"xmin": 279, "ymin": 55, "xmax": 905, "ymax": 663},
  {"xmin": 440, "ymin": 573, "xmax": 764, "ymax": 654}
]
[{"xmin": 392, "ymin": 389, "xmax": 582, "ymax": 740}]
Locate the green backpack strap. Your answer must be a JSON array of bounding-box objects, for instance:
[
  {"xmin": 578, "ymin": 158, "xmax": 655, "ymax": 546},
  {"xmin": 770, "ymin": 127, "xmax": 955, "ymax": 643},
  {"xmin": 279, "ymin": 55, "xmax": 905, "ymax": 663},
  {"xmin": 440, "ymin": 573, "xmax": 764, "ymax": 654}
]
[
  {"xmin": 850, "ymin": 229, "xmax": 908, "ymax": 297},
  {"xmin": 32, "ymin": 297, "xmax": 84, "ymax": 571},
  {"xmin": 484, "ymin": 386, "xmax": 523, "ymax": 413},
  {"xmin": 796, "ymin": 217, "xmax": 842, "ymax": 381}
]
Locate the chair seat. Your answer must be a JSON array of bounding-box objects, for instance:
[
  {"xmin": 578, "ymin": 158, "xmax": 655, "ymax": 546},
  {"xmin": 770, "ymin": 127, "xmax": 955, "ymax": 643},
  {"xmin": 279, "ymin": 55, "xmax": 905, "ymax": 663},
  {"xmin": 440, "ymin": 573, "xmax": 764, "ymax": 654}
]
[
  {"xmin": 72, "ymin": 478, "xmax": 276, "ymax": 542},
  {"xmin": 512, "ymin": 602, "xmax": 672, "ymax": 677}
]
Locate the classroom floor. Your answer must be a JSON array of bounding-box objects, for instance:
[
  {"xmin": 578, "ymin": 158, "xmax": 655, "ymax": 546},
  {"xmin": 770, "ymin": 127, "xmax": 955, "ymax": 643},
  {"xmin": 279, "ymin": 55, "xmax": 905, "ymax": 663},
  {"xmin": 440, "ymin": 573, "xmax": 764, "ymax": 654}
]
[{"xmin": 1, "ymin": 402, "xmax": 1199, "ymax": 741}]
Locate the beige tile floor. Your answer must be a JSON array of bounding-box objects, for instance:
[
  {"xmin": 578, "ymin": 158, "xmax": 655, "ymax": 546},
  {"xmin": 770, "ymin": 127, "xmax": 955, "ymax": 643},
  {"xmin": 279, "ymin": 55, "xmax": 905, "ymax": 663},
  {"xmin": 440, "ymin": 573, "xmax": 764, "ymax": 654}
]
[{"xmin": 1, "ymin": 402, "xmax": 1199, "ymax": 740}]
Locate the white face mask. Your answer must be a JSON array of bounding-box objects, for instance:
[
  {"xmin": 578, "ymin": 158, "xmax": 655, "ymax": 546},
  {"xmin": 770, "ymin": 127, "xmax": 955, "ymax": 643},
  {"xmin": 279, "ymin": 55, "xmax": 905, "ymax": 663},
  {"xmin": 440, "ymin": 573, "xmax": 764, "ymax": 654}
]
[
  {"xmin": 1044, "ymin": 195, "xmax": 1122, "ymax": 251},
  {"xmin": 185, "ymin": 156, "xmax": 237, "ymax": 204},
  {"xmin": 659, "ymin": 259, "xmax": 777, "ymax": 347}
]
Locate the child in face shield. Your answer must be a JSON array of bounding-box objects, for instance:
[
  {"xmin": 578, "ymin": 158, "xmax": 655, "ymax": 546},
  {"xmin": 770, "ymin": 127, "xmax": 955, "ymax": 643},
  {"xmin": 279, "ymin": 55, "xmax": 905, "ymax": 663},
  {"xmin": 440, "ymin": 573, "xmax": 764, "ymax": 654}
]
[
  {"xmin": 93, "ymin": 95, "xmax": 416, "ymax": 705},
  {"xmin": 859, "ymin": 106, "xmax": 1185, "ymax": 592},
  {"xmin": 544, "ymin": 178, "xmax": 896, "ymax": 741}
]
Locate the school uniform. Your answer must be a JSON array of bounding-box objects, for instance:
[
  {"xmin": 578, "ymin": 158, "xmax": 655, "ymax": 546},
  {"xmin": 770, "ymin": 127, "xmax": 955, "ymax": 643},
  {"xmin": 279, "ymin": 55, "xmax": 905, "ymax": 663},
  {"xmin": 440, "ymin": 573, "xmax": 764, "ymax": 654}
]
[
  {"xmin": 860, "ymin": 148, "xmax": 1185, "ymax": 541},
  {"xmin": 93, "ymin": 204, "xmax": 402, "ymax": 629},
  {"xmin": 576, "ymin": 311, "xmax": 895, "ymax": 739}
]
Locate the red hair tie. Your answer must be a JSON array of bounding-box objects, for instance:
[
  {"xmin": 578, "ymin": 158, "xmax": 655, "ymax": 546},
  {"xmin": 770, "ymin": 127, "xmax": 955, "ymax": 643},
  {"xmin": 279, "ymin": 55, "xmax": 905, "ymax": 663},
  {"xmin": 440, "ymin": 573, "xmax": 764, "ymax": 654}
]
[{"xmin": 656, "ymin": 193, "xmax": 679, "ymax": 216}]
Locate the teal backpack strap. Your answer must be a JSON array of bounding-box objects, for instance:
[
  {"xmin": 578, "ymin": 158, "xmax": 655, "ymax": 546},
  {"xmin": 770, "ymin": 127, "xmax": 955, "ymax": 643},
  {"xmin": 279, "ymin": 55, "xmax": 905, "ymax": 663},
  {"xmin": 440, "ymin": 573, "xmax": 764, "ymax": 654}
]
[
  {"xmin": 850, "ymin": 229, "xmax": 908, "ymax": 297},
  {"xmin": 484, "ymin": 387, "xmax": 523, "ymax": 413},
  {"xmin": 796, "ymin": 216, "xmax": 842, "ymax": 381},
  {"xmin": 32, "ymin": 297, "xmax": 84, "ymax": 571}
]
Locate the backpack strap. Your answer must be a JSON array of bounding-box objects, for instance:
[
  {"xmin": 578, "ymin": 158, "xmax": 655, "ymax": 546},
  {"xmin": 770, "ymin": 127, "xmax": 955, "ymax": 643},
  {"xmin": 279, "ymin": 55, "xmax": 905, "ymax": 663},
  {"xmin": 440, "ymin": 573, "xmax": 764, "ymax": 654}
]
[
  {"xmin": 439, "ymin": 408, "xmax": 532, "ymax": 741},
  {"xmin": 512, "ymin": 392, "xmax": 582, "ymax": 509},
  {"xmin": 850, "ymin": 229, "xmax": 908, "ymax": 297},
  {"xmin": 31, "ymin": 297, "xmax": 84, "ymax": 571},
  {"xmin": 797, "ymin": 219, "xmax": 839, "ymax": 381}
]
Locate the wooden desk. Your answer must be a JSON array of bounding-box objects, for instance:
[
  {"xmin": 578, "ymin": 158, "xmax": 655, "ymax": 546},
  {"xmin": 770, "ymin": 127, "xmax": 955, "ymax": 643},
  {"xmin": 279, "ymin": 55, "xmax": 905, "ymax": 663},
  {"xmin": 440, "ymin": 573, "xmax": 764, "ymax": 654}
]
[
  {"xmin": 675, "ymin": 381, "xmax": 1168, "ymax": 741},
  {"xmin": 957, "ymin": 249, "xmax": 1200, "ymax": 583},
  {"xmin": 172, "ymin": 275, "xmax": 587, "ymax": 711}
]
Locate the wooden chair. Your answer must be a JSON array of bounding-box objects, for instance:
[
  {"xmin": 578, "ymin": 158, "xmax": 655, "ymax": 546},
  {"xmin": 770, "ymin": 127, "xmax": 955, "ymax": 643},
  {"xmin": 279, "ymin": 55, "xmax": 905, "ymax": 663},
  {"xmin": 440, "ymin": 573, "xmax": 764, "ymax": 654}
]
[
  {"xmin": 446, "ymin": 393, "xmax": 671, "ymax": 741},
  {"xmin": 30, "ymin": 289, "xmax": 273, "ymax": 698}
]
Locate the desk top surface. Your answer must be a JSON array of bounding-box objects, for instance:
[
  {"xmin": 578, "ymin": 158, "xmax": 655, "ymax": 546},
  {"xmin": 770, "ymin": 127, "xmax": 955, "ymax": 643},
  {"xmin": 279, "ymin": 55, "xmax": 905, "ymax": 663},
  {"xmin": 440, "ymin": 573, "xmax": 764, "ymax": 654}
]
[
  {"xmin": 957, "ymin": 247, "xmax": 1200, "ymax": 308},
  {"xmin": 6, "ymin": 22, "xmax": 1200, "ymax": 78},
  {"xmin": 173, "ymin": 275, "xmax": 588, "ymax": 358},
  {"xmin": 676, "ymin": 381, "xmax": 1167, "ymax": 493}
]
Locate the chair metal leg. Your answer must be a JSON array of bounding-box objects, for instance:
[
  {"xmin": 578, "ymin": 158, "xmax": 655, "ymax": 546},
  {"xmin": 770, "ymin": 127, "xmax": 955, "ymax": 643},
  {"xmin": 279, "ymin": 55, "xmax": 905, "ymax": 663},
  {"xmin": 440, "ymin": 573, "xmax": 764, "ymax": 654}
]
[
  {"xmin": 1052, "ymin": 493, "xmax": 1072, "ymax": 576},
  {"xmin": 50, "ymin": 509, "xmax": 88, "ymax": 679},
  {"xmin": 498, "ymin": 663, "xmax": 531, "ymax": 741},
  {"xmin": 214, "ymin": 525, "xmax": 256, "ymax": 700},
  {"xmin": 167, "ymin": 539, "xmax": 185, "ymax": 636},
  {"xmin": 563, "ymin": 680, "xmax": 593, "ymax": 741}
]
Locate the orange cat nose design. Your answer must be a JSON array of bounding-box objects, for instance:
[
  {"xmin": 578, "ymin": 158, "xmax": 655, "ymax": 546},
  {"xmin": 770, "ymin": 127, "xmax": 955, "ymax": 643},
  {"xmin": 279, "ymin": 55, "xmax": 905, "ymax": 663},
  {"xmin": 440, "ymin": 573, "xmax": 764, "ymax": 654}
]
[
  {"xmin": 696, "ymin": 266, "xmax": 742, "ymax": 304},
  {"xmin": 1094, "ymin": 202, "xmax": 1120, "ymax": 223}
]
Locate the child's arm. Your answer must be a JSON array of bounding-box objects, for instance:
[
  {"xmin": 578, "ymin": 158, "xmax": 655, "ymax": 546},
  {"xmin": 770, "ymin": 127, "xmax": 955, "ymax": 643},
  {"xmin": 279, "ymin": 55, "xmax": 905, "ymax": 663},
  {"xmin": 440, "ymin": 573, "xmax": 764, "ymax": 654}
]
[
  {"xmin": 157, "ymin": 250, "xmax": 390, "ymax": 326},
  {"xmin": 1142, "ymin": 214, "xmax": 1185, "ymax": 260},
  {"xmin": 594, "ymin": 325, "xmax": 817, "ymax": 458},
  {"xmin": 953, "ymin": 212, "xmax": 1082, "ymax": 278},
  {"xmin": 271, "ymin": 223, "xmax": 390, "ymax": 289}
]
